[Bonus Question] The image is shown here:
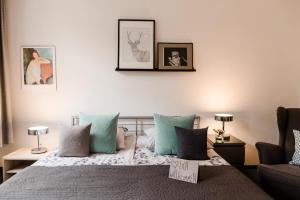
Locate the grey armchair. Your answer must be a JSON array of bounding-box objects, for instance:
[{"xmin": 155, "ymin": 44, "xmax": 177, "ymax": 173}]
[{"xmin": 256, "ymin": 107, "xmax": 300, "ymax": 199}]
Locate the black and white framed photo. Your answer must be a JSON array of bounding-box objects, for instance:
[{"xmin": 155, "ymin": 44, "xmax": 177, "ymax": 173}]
[
  {"xmin": 157, "ymin": 43, "xmax": 194, "ymax": 71},
  {"xmin": 117, "ymin": 19, "xmax": 155, "ymax": 70}
]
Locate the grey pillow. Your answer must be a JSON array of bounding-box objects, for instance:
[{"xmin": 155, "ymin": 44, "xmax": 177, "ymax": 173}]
[{"xmin": 58, "ymin": 124, "xmax": 91, "ymax": 157}]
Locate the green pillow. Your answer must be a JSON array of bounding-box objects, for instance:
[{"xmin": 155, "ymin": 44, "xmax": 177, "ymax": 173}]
[
  {"xmin": 154, "ymin": 114, "xmax": 196, "ymax": 155},
  {"xmin": 79, "ymin": 113, "xmax": 119, "ymax": 153}
]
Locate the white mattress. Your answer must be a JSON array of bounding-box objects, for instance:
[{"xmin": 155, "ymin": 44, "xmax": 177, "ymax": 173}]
[{"xmin": 34, "ymin": 135, "xmax": 229, "ymax": 167}]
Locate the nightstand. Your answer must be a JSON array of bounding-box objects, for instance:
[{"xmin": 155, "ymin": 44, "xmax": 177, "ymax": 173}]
[
  {"xmin": 208, "ymin": 134, "xmax": 245, "ymax": 165},
  {"xmin": 2, "ymin": 148, "xmax": 49, "ymax": 181}
]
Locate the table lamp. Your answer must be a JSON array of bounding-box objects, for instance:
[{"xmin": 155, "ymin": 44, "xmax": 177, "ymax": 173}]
[
  {"xmin": 215, "ymin": 113, "xmax": 233, "ymax": 140},
  {"xmin": 28, "ymin": 126, "xmax": 49, "ymax": 154}
]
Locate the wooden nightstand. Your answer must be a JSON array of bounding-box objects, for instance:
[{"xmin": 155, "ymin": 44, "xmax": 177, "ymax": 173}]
[
  {"xmin": 2, "ymin": 148, "xmax": 49, "ymax": 181},
  {"xmin": 208, "ymin": 135, "xmax": 245, "ymax": 165}
]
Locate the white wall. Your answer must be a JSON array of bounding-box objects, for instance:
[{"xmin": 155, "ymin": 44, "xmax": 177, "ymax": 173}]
[{"xmin": 1, "ymin": 0, "xmax": 300, "ymax": 165}]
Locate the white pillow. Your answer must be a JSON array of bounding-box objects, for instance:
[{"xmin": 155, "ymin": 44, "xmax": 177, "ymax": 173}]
[
  {"xmin": 136, "ymin": 135, "xmax": 149, "ymax": 148},
  {"xmin": 143, "ymin": 127, "xmax": 213, "ymax": 152},
  {"xmin": 116, "ymin": 128, "xmax": 126, "ymax": 150},
  {"xmin": 144, "ymin": 127, "xmax": 155, "ymax": 151},
  {"xmin": 144, "ymin": 127, "xmax": 155, "ymax": 137},
  {"xmin": 290, "ymin": 129, "xmax": 300, "ymax": 165}
]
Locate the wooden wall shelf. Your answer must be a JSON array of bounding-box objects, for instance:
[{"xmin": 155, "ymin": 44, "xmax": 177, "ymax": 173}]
[{"xmin": 115, "ymin": 68, "xmax": 196, "ymax": 72}]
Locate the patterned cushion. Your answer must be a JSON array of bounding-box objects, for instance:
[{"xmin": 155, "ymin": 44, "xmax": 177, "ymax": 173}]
[{"xmin": 290, "ymin": 129, "xmax": 300, "ymax": 165}]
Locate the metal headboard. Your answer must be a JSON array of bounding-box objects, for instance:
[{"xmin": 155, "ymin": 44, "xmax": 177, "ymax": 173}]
[{"xmin": 72, "ymin": 115, "xmax": 200, "ymax": 135}]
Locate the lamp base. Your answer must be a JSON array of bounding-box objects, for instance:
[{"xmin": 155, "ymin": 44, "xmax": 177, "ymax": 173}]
[{"xmin": 31, "ymin": 147, "xmax": 47, "ymax": 154}]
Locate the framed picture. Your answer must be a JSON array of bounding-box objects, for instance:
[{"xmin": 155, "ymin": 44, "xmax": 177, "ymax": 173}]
[
  {"xmin": 117, "ymin": 19, "xmax": 155, "ymax": 70},
  {"xmin": 21, "ymin": 46, "xmax": 57, "ymax": 90},
  {"xmin": 157, "ymin": 43, "xmax": 194, "ymax": 71}
]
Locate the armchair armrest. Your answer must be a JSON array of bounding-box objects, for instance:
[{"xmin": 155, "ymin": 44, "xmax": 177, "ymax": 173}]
[{"xmin": 256, "ymin": 142, "xmax": 284, "ymax": 164}]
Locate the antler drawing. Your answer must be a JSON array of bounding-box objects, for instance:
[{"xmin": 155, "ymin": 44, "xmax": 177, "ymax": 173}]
[{"xmin": 127, "ymin": 31, "xmax": 150, "ymax": 62}]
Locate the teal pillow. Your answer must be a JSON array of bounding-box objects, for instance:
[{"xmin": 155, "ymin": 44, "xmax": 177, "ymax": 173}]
[
  {"xmin": 79, "ymin": 113, "xmax": 119, "ymax": 153},
  {"xmin": 154, "ymin": 114, "xmax": 196, "ymax": 155}
]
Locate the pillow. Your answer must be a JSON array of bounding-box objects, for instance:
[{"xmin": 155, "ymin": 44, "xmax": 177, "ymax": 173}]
[
  {"xmin": 290, "ymin": 129, "xmax": 300, "ymax": 165},
  {"xmin": 144, "ymin": 127, "xmax": 155, "ymax": 151},
  {"xmin": 175, "ymin": 126, "xmax": 209, "ymax": 160},
  {"xmin": 144, "ymin": 127, "xmax": 155, "ymax": 137},
  {"xmin": 79, "ymin": 113, "xmax": 119, "ymax": 153},
  {"xmin": 58, "ymin": 124, "xmax": 91, "ymax": 157},
  {"xmin": 136, "ymin": 135, "xmax": 149, "ymax": 148},
  {"xmin": 143, "ymin": 127, "xmax": 213, "ymax": 152},
  {"xmin": 116, "ymin": 127, "xmax": 126, "ymax": 150},
  {"xmin": 154, "ymin": 114, "xmax": 195, "ymax": 155}
]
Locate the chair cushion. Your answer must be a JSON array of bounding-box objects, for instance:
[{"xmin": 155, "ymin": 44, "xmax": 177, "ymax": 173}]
[
  {"xmin": 258, "ymin": 164, "xmax": 300, "ymax": 199},
  {"xmin": 283, "ymin": 109, "xmax": 300, "ymax": 163},
  {"xmin": 258, "ymin": 164, "xmax": 300, "ymax": 188}
]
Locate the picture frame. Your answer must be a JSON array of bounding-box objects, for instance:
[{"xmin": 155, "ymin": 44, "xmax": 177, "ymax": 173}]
[
  {"xmin": 117, "ymin": 19, "xmax": 155, "ymax": 70},
  {"xmin": 157, "ymin": 43, "xmax": 194, "ymax": 71},
  {"xmin": 21, "ymin": 46, "xmax": 57, "ymax": 91}
]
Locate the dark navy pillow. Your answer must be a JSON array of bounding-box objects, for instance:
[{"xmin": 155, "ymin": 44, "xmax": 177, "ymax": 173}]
[{"xmin": 175, "ymin": 126, "xmax": 209, "ymax": 160}]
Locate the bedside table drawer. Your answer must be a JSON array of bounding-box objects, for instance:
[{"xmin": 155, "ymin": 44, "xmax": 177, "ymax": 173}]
[
  {"xmin": 214, "ymin": 146, "xmax": 245, "ymax": 165},
  {"xmin": 2, "ymin": 148, "xmax": 49, "ymax": 182},
  {"xmin": 3, "ymin": 160, "xmax": 36, "ymax": 180}
]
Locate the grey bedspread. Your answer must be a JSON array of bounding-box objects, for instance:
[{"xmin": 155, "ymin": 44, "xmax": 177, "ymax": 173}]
[{"xmin": 0, "ymin": 165, "xmax": 271, "ymax": 200}]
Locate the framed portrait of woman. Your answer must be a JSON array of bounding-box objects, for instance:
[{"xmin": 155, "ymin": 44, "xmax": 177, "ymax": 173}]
[{"xmin": 21, "ymin": 46, "xmax": 57, "ymax": 90}]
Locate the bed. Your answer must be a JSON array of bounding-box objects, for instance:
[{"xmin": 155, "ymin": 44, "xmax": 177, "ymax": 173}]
[{"xmin": 0, "ymin": 116, "xmax": 271, "ymax": 200}]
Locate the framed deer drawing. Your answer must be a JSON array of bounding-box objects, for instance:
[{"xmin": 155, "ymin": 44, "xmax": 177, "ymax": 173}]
[{"xmin": 117, "ymin": 19, "xmax": 155, "ymax": 70}]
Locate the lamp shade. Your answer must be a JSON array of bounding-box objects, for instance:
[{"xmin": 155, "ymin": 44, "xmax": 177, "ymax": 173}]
[
  {"xmin": 28, "ymin": 126, "xmax": 49, "ymax": 135},
  {"xmin": 215, "ymin": 114, "xmax": 233, "ymax": 122}
]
